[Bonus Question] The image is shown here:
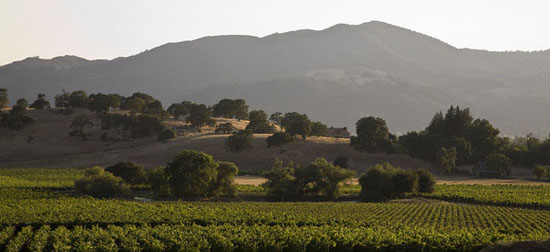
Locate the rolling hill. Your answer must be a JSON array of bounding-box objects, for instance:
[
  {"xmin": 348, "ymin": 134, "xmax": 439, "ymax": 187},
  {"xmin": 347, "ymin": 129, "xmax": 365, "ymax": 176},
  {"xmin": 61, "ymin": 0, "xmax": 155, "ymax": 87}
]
[{"xmin": 1, "ymin": 21, "xmax": 550, "ymax": 135}]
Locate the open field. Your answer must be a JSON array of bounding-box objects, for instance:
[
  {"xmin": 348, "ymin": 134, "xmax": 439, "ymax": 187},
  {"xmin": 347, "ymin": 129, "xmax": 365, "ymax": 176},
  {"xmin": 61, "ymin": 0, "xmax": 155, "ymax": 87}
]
[{"xmin": 1, "ymin": 168, "xmax": 550, "ymax": 251}]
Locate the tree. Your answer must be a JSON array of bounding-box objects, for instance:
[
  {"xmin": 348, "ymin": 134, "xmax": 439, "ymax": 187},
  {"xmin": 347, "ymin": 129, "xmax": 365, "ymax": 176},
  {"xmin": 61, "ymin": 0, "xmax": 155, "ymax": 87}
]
[
  {"xmin": 215, "ymin": 123, "xmax": 235, "ymax": 134},
  {"xmin": 1, "ymin": 105, "xmax": 34, "ymax": 130},
  {"xmin": 74, "ymin": 167, "xmax": 132, "ymax": 199},
  {"xmin": 415, "ymin": 169, "xmax": 436, "ymax": 193},
  {"xmin": 351, "ymin": 116, "xmax": 390, "ymax": 153},
  {"xmin": 246, "ymin": 110, "xmax": 275, "ymax": 133},
  {"xmin": 466, "ymin": 119, "xmax": 501, "ymax": 162},
  {"xmin": 225, "ymin": 130, "xmax": 254, "ymax": 152},
  {"xmin": 158, "ymin": 126, "xmax": 176, "ymax": 141},
  {"xmin": 270, "ymin": 112, "xmax": 283, "ymax": 125},
  {"xmin": 436, "ymin": 147, "xmax": 457, "ymax": 174},
  {"xmin": 105, "ymin": 162, "xmax": 147, "ymax": 185},
  {"xmin": 281, "ymin": 112, "xmax": 311, "ymax": 140},
  {"xmin": 333, "ymin": 156, "xmax": 348, "ymax": 169},
  {"xmin": 88, "ymin": 93, "xmax": 112, "ymax": 113},
  {"xmin": 147, "ymin": 167, "xmax": 171, "ymax": 197},
  {"xmin": 123, "ymin": 97, "xmax": 145, "ymax": 112},
  {"xmin": 310, "ymin": 121, "xmax": 328, "ymax": 136},
  {"xmin": 262, "ymin": 160, "xmax": 297, "ymax": 201},
  {"xmin": 68, "ymin": 90, "xmax": 90, "ymax": 109},
  {"xmin": 29, "ymin": 94, "xmax": 51, "ymax": 109},
  {"xmin": 0, "ymin": 88, "xmax": 8, "ymax": 108},
  {"xmin": 167, "ymin": 103, "xmax": 189, "ymax": 121},
  {"xmin": 16, "ymin": 98, "xmax": 28, "ymax": 109},
  {"xmin": 165, "ymin": 150, "xmax": 219, "ymax": 198},
  {"xmin": 187, "ymin": 104, "xmax": 215, "ymax": 131},
  {"xmin": 533, "ymin": 165, "xmax": 547, "ymax": 180},
  {"xmin": 69, "ymin": 114, "xmax": 94, "ymax": 140},
  {"xmin": 130, "ymin": 114, "xmax": 162, "ymax": 138},
  {"xmin": 359, "ymin": 163, "xmax": 420, "ymax": 202},
  {"xmin": 54, "ymin": 90, "xmax": 70, "ymax": 109},
  {"xmin": 266, "ymin": 132, "xmax": 294, "ymax": 153},
  {"xmin": 212, "ymin": 99, "xmax": 249, "ymax": 120},
  {"xmin": 209, "ymin": 162, "xmax": 239, "ymax": 197},
  {"xmin": 486, "ymin": 153, "xmax": 511, "ymax": 177}
]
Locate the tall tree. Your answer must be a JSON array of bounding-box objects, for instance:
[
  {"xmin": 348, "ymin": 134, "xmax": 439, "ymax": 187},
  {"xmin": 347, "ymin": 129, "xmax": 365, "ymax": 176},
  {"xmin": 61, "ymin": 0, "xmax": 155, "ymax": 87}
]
[{"xmin": 351, "ymin": 116, "xmax": 390, "ymax": 153}]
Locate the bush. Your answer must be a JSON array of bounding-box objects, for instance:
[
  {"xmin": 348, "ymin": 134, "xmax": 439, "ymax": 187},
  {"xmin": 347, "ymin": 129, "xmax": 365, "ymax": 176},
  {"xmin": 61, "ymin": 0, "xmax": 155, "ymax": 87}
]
[
  {"xmin": 333, "ymin": 156, "xmax": 348, "ymax": 169},
  {"xmin": 158, "ymin": 126, "xmax": 176, "ymax": 141},
  {"xmin": 209, "ymin": 162, "xmax": 239, "ymax": 197},
  {"xmin": 359, "ymin": 163, "xmax": 421, "ymax": 202},
  {"xmin": 486, "ymin": 153, "xmax": 511, "ymax": 177},
  {"xmin": 147, "ymin": 167, "xmax": 171, "ymax": 197},
  {"xmin": 74, "ymin": 167, "xmax": 132, "ymax": 199},
  {"xmin": 165, "ymin": 150, "xmax": 219, "ymax": 198},
  {"xmin": 105, "ymin": 162, "xmax": 147, "ymax": 185},
  {"xmin": 533, "ymin": 165, "xmax": 548, "ymax": 180},
  {"xmin": 131, "ymin": 114, "xmax": 162, "ymax": 138},
  {"xmin": 1, "ymin": 105, "xmax": 34, "ymax": 130},
  {"xmin": 415, "ymin": 169, "xmax": 436, "ymax": 193},
  {"xmin": 262, "ymin": 158, "xmax": 354, "ymax": 200},
  {"xmin": 225, "ymin": 130, "xmax": 254, "ymax": 152}
]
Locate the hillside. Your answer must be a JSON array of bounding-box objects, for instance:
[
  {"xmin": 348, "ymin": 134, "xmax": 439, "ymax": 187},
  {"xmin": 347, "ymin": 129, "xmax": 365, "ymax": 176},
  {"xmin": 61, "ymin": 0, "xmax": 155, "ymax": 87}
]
[
  {"xmin": 2, "ymin": 21, "xmax": 550, "ymax": 135},
  {"xmin": 0, "ymin": 109, "xmax": 431, "ymax": 173}
]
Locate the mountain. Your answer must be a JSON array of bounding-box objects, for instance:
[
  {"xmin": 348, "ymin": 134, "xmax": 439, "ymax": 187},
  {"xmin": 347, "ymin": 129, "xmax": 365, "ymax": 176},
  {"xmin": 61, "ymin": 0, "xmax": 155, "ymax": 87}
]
[{"xmin": 2, "ymin": 21, "xmax": 550, "ymax": 136}]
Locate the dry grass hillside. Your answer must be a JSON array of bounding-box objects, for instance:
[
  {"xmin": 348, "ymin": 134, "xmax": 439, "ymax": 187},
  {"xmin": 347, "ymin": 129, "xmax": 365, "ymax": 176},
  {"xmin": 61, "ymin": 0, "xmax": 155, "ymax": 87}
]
[{"xmin": 0, "ymin": 109, "xmax": 433, "ymax": 174}]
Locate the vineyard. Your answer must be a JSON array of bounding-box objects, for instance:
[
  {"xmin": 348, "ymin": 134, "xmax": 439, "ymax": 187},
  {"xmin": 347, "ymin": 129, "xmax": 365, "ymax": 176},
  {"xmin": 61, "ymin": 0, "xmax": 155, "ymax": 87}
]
[{"xmin": 1, "ymin": 168, "xmax": 550, "ymax": 251}]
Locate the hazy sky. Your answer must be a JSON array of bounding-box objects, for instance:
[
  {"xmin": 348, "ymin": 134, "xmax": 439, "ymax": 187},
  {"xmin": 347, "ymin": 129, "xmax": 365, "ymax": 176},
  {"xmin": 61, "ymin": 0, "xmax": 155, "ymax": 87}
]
[{"xmin": 1, "ymin": 0, "xmax": 549, "ymax": 66}]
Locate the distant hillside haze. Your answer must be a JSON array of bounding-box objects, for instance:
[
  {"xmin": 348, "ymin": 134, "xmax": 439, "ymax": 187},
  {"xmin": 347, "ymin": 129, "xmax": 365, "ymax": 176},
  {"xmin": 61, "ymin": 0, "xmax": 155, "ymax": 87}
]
[{"xmin": 2, "ymin": 21, "xmax": 550, "ymax": 136}]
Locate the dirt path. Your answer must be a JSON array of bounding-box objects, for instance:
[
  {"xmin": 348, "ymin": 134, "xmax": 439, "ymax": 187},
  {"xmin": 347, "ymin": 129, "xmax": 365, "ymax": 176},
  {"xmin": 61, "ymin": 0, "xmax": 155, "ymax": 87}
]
[{"xmin": 234, "ymin": 176, "xmax": 550, "ymax": 186}]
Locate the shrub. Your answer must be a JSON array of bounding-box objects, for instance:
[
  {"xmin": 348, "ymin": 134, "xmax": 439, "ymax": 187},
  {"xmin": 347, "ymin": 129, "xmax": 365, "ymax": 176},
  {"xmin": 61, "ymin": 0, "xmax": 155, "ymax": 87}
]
[
  {"xmin": 209, "ymin": 162, "xmax": 239, "ymax": 197},
  {"xmin": 262, "ymin": 160, "xmax": 297, "ymax": 201},
  {"xmin": 165, "ymin": 150, "xmax": 219, "ymax": 198},
  {"xmin": 533, "ymin": 165, "xmax": 548, "ymax": 180},
  {"xmin": 266, "ymin": 132, "xmax": 293, "ymax": 153},
  {"xmin": 486, "ymin": 153, "xmax": 511, "ymax": 177},
  {"xmin": 225, "ymin": 130, "xmax": 253, "ymax": 152},
  {"xmin": 158, "ymin": 126, "xmax": 176, "ymax": 141},
  {"xmin": 359, "ymin": 163, "xmax": 421, "ymax": 202},
  {"xmin": 74, "ymin": 167, "xmax": 132, "ymax": 199},
  {"xmin": 310, "ymin": 121, "xmax": 328, "ymax": 136},
  {"xmin": 105, "ymin": 162, "xmax": 147, "ymax": 185},
  {"xmin": 415, "ymin": 169, "xmax": 436, "ymax": 193},
  {"xmin": 333, "ymin": 156, "xmax": 348, "ymax": 169},
  {"xmin": 147, "ymin": 167, "xmax": 171, "ymax": 197}
]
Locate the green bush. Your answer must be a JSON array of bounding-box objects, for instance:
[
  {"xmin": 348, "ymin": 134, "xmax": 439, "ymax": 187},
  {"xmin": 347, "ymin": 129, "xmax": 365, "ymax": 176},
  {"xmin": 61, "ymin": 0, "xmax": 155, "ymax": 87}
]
[
  {"xmin": 359, "ymin": 163, "xmax": 421, "ymax": 202},
  {"xmin": 147, "ymin": 167, "xmax": 171, "ymax": 197},
  {"xmin": 158, "ymin": 126, "xmax": 176, "ymax": 141},
  {"xmin": 415, "ymin": 169, "xmax": 436, "ymax": 193},
  {"xmin": 105, "ymin": 162, "xmax": 147, "ymax": 185},
  {"xmin": 209, "ymin": 162, "xmax": 239, "ymax": 197},
  {"xmin": 74, "ymin": 167, "xmax": 132, "ymax": 199}
]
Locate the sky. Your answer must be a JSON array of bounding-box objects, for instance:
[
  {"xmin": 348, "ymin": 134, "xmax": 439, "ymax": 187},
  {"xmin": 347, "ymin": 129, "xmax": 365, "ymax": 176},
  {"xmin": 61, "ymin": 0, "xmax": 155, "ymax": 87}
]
[{"xmin": 1, "ymin": 0, "xmax": 549, "ymax": 66}]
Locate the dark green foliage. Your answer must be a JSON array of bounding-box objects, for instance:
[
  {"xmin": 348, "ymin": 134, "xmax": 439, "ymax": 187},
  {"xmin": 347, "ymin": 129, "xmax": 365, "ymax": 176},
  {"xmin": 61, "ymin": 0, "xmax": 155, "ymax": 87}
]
[
  {"xmin": 225, "ymin": 130, "xmax": 254, "ymax": 152},
  {"xmin": 165, "ymin": 150, "xmax": 219, "ymax": 198},
  {"xmin": 105, "ymin": 162, "xmax": 147, "ymax": 185},
  {"xmin": 262, "ymin": 158, "xmax": 354, "ymax": 200},
  {"xmin": 436, "ymin": 147, "xmax": 457, "ymax": 174},
  {"xmin": 68, "ymin": 90, "xmax": 90, "ymax": 109},
  {"xmin": 0, "ymin": 88, "xmax": 8, "ymax": 108},
  {"xmin": 266, "ymin": 132, "xmax": 294, "ymax": 153},
  {"xmin": 246, "ymin": 110, "xmax": 275, "ymax": 133},
  {"xmin": 351, "ymin": 116, "xmax": 390, "ymax": 153},
  {"xmin": 310, "ymin": 121, "xmax": 328, "ymax": 136},
  {"xmin": 68, "ymin": 114, "xmax": 94, "ymax": 140},
  {"xmin": 486, "ymin": 153, "xmax": 511, "ymax": 177},
  {"xmin": 187, "ymin": 103, "xmax": 215, "ymax": 131},
  {"xmin": 54, "ymin": 90, "xmax": 70, "ymax": 109},
  {"xmin": 158, "ymin": 126, "xmax": 176, "ymax": 141},
  {"xmin": 15, "ymin": 98, "xmax": 28, "ymax": 108},
  {"xmin": 29, "ymin": 94, "xmax": 51, "ymax": 109},
  {"xmin": 147, "ymin": 167, "xmax": 171, "ymax": 197},
  {"xmin": 1, "ymin": 105, "xmax": 34, "ymax": 130},
  {"xmin": 130, "ymin": 114, "xmax": 162, "ymax": 138},
  {"xmin": 270, "ymin": 112, "xmax": 283, "ymax": 125},
  {"xmin": 122, "ymin": 96, "xmax": 145, "ymax": 112},
  {"xmin": 167, "ymin": 103, "xmax": 189, "ymax": 120},
  {"xmin": 215, "ymin": 123, "xmax": 235, "ymax": 134},
  {"xmin": 533, "ymin": 165, "xmax": 548, "ymax": 180},
  {"xmin": 281, "ymin": 112, "xmax": 312, "ymax": 140},
  {"xmin": 333, "ymin": 156, "xmax": 348, "ymax": 169},
  {"xmin": 359, "ymin": 163, "xmax": 421, "ymax": 202},
  {"xmin": 88, "ymin": 93, "xmax": 115, "ymax": 113},
  {"xmin": 209, "ymin": 162, "xmax": 239, "ymax": 197},
  {"xmin": 415, "ymin": 169, "xmax": 436, "ymax": 193},
  {"xmin": 212, "ymin": 99, "xmax": 249, "ymax": 120},
  {"xmin": 74, "ymin": 167, "xmax": 132, "ymax": 199}
]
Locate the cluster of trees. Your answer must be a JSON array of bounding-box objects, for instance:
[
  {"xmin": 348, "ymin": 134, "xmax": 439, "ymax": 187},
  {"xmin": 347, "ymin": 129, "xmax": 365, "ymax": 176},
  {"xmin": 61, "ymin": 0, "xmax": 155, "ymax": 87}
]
[
  {"xmin": 75, "ymin": 150, "xmax": 239, "ymax": 199},
  {"xmin": 358, "ymin": 163, "xmax": 435, "ymax": 202},
  {"xmin": 533, "ymin": 165, "xmax": 550, "ymax": 180},
  {"xmin": 0, "ymin": 89, "xmax": 34, "ymax": 130},
  {"xmin": 262, "ymin": 158, "xmax": 355, "ymax": 200},
  {"xmin": 212, "ymin": 99, "xmax": 249, "ymax": 120}
]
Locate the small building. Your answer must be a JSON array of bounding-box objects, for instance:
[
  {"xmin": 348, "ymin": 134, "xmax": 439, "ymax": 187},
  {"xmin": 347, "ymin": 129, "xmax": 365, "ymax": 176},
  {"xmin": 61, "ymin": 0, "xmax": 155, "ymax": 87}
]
[
  {"xmin": 473, "ymin": 161, "xmax": 501, "ymax": 178},
  {"xmin": 327, "ymin": 127, "xmax": 351, "ymax": 138}
]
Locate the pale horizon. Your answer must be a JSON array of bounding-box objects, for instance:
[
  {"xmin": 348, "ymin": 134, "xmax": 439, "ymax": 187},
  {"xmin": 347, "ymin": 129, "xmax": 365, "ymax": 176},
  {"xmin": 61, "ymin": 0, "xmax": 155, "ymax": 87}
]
[{"xmin": 2, "ymin": 0, "xmax": 550, "ymax": 66}]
